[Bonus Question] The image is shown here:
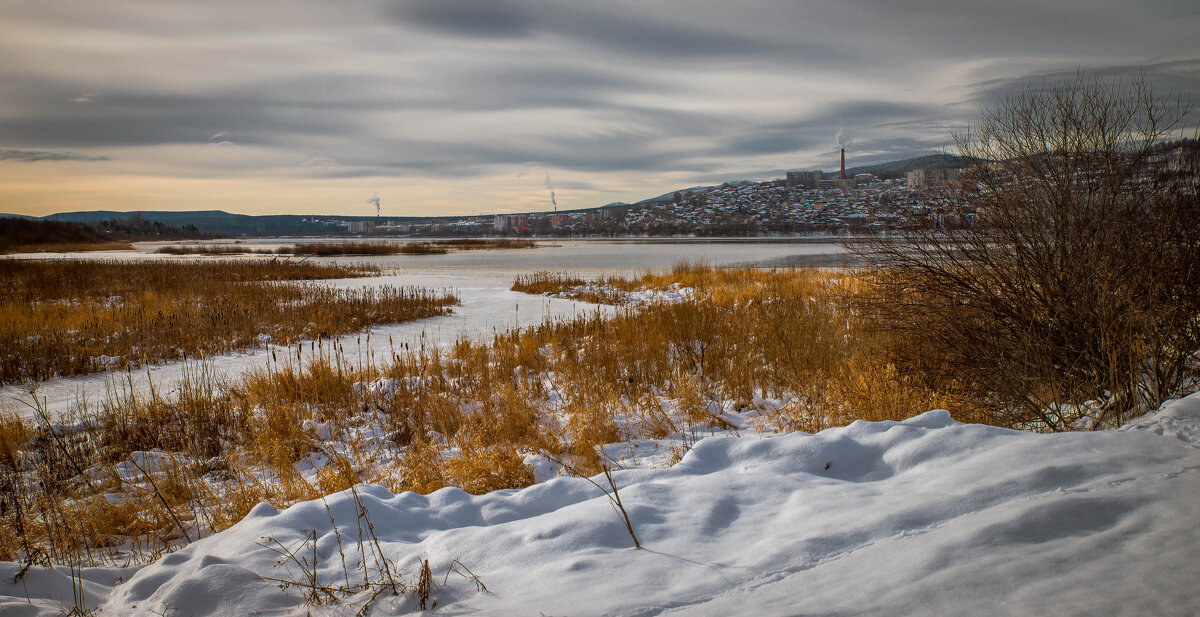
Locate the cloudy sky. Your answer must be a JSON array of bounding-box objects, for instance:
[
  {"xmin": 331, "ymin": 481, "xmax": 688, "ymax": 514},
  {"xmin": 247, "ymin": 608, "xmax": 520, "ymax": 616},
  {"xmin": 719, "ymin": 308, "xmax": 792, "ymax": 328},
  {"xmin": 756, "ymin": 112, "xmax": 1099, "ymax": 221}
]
[{"xmin": 1, "ymin": 1, "xmax": 1197, "ymax": 217}]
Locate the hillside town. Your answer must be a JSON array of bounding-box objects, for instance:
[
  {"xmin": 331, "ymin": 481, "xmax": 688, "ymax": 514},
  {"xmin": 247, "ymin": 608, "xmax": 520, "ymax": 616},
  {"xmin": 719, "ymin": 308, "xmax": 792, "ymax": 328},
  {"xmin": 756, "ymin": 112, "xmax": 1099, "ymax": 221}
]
[{"xmin": 358, "ymin": 164, "xmax": 966, "ymax": 238}]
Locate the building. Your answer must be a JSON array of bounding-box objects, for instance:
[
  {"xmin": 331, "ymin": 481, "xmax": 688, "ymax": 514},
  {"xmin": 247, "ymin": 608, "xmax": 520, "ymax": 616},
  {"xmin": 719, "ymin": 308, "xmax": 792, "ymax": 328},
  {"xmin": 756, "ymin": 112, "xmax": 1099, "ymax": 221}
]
[
  {"xmin": 786, "ymin": 170, "xmax": 823, "ymax": 189},
  {"xmin": 550, "ymin": 214, "xmax": 570, "ymax": 228},
  {"xmin": 853, "ymin": 173, "xmax": 879, "ymax": 186},
  {"xmin": 906, "ymin": 168, "xmax": 962, "ymax": 189},
  {"xmin": 817, "ymin": 178, "xmax": 855, "ymax": 191},
  {"xmin": 493, "ymin": 214, "xmax": 530, "ymax": 232},
  {"xmin": 347, "ymin": 220, "xmax": 375, "ymax": 234}
]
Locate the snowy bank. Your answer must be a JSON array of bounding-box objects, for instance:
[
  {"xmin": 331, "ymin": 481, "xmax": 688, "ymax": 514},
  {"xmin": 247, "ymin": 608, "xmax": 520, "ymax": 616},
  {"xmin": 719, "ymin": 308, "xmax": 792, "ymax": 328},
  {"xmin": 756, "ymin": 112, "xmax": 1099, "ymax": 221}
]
[{"xmin": 4, "ymin": 394, "xmax": 1200, "ymax": 616}]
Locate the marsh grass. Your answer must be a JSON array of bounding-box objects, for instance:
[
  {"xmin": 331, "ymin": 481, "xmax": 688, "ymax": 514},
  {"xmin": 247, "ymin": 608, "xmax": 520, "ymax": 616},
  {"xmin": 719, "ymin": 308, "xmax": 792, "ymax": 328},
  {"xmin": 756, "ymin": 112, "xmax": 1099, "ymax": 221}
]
[
  {"xmin": 435, "ymin": 238, "xmax": 539, "ymax": 250},
  {"xmin": 288, "ymin": 242, "xmax": 431, "ymax": 256},
  {"xmin": 154, "ymin": 245, "xmax": 265, "ymax": 255},
  {"xmin": 0, "ymin": 265, "xmax": 955, "ymax": 569},
  {"xmin": 0, "ymin": 259, "xmax": 458, "ymax": 384}
]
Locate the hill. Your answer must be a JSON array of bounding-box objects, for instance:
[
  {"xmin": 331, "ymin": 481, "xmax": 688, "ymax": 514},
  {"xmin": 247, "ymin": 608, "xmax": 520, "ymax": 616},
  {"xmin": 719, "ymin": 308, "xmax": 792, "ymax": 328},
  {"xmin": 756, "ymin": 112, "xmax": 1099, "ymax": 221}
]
[
  {"xmin": 840, "ymin": 153, "xmax": 967, "ymax": 179},
  {"xmin": 0, "ymin": 215, "xmax": 211, "ymax": 252}
]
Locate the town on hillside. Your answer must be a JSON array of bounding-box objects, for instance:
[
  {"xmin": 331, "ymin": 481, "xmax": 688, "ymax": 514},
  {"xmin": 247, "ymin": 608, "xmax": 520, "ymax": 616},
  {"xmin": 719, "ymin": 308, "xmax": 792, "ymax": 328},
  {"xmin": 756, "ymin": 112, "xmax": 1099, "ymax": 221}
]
[{"xmin": 356, "ymin": 165, "xmax": 965, "ymax": 238}]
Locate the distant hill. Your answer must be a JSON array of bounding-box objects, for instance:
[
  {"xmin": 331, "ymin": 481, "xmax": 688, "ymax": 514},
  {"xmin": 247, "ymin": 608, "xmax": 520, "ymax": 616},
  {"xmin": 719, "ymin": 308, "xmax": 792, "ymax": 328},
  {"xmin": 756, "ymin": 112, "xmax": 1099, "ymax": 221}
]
[
  {"xmin": 35, "ymin": 210, "xmax": 349, "ymax": 236},
  {"xmin": 0, "ymin": 215, "xmax": 210, "ymax": 251},
  {"xmin": 635, "ymin": 182, "xmax": 758, "ymax": 205},
  {"xmin": 632, "ymin": 155, "xmax": 969, "ymax": 205},
  {"xmin": 840, "ymin": 153, "xmax": 967, "ymax": 179}
]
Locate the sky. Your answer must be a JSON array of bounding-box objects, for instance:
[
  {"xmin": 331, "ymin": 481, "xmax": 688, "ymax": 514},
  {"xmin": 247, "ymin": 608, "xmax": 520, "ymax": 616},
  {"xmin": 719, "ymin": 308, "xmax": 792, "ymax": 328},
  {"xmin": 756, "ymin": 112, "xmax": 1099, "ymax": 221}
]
[{"xmin": 1, "ymin": 1, "xmax": 1197, "ymax": 218}]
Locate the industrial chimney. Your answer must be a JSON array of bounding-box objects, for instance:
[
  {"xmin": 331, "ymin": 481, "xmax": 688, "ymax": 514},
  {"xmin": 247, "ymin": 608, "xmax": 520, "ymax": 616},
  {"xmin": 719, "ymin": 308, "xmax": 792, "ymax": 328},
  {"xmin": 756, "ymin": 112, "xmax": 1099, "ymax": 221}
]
[{"xmin": 840, "ymin": 148, "xmax": 846, "ymax": 180}]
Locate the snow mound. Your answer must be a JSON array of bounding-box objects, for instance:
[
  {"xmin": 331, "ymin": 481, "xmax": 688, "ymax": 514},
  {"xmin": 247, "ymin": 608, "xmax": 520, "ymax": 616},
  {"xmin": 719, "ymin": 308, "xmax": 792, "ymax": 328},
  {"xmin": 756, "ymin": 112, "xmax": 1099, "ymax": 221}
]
[
  {"xmin": 6, "ymin": 398, "xmax": 1200, "ymax": 616},
  {"xmin": 549, "ymin": 283, "xmax": 694, "ymax": 306}
]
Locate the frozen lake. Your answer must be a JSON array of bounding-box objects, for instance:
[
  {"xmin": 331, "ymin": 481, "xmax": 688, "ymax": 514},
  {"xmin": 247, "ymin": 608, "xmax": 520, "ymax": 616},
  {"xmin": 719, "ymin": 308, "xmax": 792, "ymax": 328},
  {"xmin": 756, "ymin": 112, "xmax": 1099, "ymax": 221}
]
[{"xmin": 2, "ymin": 239, "xmax": 846, "ymax": 419}]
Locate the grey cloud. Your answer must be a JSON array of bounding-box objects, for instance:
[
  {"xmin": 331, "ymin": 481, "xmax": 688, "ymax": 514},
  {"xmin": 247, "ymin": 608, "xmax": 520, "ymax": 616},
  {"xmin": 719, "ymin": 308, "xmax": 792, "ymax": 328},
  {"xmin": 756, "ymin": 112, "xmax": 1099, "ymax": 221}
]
[
  {"xmin": 0, "ymin": 149, "xmax": 108, "ymax": 162},
  {"xmin": 532, "ymin": 5, "xmax": 779, "ymax": 59},
  {"xmin": 392, "ymin": 0, "xmax": 790, "ymax": 60},
  {"xmin": 0, "ymin": 79, "xmax": 367, "ymax": 149},
  {"xmin": 397, "ymin": 0, "xmax": 535, "ymax": 39},
  {"xmin": 0, "ymin": 63, "xmax": 727, "ymax": 176},
  {"xmin": 966, "ymin": 59, "xmax": 1200, "ymax": 117},
  {"xmin": 833, "ymin": 136, "xmax": 959, "ymax": 166},
  {"xmin": 723, "ymin": 101, "xmax": 946, "ymax": 157},
  {"xmin": 0, "ymin": 58, "xmax": 663, "ymax": 151},
  {"xmin": 237, "ymin": 64, "xmax": 656, "ymax": 114}
]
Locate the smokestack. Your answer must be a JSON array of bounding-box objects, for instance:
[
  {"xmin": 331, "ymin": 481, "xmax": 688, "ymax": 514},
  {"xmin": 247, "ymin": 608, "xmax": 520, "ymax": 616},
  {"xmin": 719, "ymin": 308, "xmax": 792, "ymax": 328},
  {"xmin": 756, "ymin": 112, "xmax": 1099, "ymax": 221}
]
[{"xmin": 840, "ymin": 148, "xmax": 846, "ymax": 180}]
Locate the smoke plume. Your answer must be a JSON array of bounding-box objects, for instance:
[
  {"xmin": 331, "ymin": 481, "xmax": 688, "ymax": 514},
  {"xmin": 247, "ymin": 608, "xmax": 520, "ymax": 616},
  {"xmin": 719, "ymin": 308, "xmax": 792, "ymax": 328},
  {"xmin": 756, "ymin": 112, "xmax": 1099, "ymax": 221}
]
[
  {"xmin": 544, "ymin": 171, "xmax": 557, "ymax": 209},
  {"xmin": 367, "ymin": 193, "xmax": 381, "ymax": 217}
]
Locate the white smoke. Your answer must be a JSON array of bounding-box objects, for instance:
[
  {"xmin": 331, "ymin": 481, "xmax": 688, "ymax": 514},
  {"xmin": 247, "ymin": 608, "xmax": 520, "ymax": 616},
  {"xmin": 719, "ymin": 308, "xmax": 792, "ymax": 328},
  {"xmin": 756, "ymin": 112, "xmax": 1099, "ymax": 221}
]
[
  {"xmin": 367, "ymin": 193, "xmax": 381, "ymax": 217},
  {"xmin": 544, "ymin": 171, "xmax": 557, "ymax": 209},
  {"xmin": 835, "ymin": 127, "xmax": 848, "ymax": 148}
]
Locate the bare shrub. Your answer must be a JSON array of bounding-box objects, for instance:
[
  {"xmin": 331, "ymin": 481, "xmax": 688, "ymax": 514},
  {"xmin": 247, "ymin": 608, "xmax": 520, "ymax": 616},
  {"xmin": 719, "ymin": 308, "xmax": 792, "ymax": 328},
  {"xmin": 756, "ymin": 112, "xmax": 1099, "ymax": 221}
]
[{"xmin": 852, "ymin": 73, "xmax": 1200, "ymax": 430}]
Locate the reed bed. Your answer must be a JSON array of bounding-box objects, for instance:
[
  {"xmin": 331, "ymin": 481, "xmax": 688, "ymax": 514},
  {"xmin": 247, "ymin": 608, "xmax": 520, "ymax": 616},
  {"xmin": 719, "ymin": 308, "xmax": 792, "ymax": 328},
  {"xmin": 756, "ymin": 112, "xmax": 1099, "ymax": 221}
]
[
  {"xmin": 436, "ymin": 238, "xmax": 539, "ymax": 250},
  {"xmin": 0, "ymin": 265, "xmax": 955, "ymax": 569},
  {"xmin": 287, "ymin": 242, "xmax": 430, "ymax": 256},
  {"xmin": 154, "ymin": 244, "xmax": 266, "ymax": 255},
  {"xmin": 0, "ymin": 259, "xmax": 458, "ymax": 384}
]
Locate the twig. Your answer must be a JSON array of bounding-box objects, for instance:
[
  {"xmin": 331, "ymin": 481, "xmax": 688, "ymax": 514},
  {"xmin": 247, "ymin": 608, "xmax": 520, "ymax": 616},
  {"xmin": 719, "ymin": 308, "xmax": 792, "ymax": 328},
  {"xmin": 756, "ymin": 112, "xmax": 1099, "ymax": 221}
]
[
  {"xmin": 125, "ymin": 456, "xmax": 192, "ymax": 544},
  {"xmin": 539, "ymin": 450, "xmax": 641, "ymax": 549}
]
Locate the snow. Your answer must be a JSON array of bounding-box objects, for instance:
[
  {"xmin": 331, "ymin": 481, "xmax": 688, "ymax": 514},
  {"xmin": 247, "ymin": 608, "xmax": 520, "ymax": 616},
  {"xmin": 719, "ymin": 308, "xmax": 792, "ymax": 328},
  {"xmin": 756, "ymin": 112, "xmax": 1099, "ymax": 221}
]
[
  {"xmin": 4, "ymin": 393, "xmax": 1198, "ymax": 616},
  {"xmin": 544, "ymin": 282, "xmax": 695, "ymax": 306}
]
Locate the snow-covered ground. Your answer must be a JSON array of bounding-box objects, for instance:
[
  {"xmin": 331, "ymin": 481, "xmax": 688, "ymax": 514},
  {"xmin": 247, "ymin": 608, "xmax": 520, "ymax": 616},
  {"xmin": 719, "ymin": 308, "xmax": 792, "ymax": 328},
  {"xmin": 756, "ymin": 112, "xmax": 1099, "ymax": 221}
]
[{"xmin": 4, "ymin": 393, "xmax": 1197, "ymax": 616}]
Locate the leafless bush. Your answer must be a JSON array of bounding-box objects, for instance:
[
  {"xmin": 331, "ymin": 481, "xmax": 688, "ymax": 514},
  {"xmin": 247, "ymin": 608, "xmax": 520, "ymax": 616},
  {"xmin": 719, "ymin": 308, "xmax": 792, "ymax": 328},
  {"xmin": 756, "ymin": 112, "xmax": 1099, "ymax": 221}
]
[{"xmin": 852, "ymin": 73, "xmax": 1199, "ymax": 430}]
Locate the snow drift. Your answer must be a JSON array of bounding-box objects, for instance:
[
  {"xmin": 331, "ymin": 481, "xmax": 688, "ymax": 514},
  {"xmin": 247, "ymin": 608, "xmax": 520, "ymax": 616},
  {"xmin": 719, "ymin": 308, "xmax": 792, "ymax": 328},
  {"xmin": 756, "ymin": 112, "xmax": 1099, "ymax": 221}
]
[{"xmin": 4, "ymin": 394, "xmax": 1199, "ymax": 616}]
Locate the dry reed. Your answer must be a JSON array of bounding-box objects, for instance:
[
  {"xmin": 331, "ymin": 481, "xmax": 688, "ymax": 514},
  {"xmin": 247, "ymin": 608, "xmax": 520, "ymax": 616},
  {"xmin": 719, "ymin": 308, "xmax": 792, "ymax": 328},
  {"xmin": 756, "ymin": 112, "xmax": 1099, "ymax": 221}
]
[{"xmin": 0, "ymin": 259, "xmax": 458, "ymax": 384}]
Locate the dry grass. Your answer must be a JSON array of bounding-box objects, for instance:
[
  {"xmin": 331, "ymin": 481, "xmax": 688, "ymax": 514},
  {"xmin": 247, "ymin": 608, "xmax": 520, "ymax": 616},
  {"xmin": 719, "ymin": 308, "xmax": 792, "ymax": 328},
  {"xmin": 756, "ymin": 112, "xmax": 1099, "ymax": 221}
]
[
  {"xmin": 288, "ymin": 242, "xmax": 426, "ymax": 256},
  {"xmin": 154, "ymin": 244, "xmax": 264, "ymax": 255},
  {"xmin": 435, "ymin": 238, "xmax": 539, "ymax": 250},
  {"xmin": 0, "ymin": 264, "xmax": 958, "ymax": 568},
  {"xmin": 0, "ymin": 259, "xmax": 458, "ymax": 384},
  {"xmin": 511, "ymin": 272, "xmax": 594, "ymax": 297}
]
